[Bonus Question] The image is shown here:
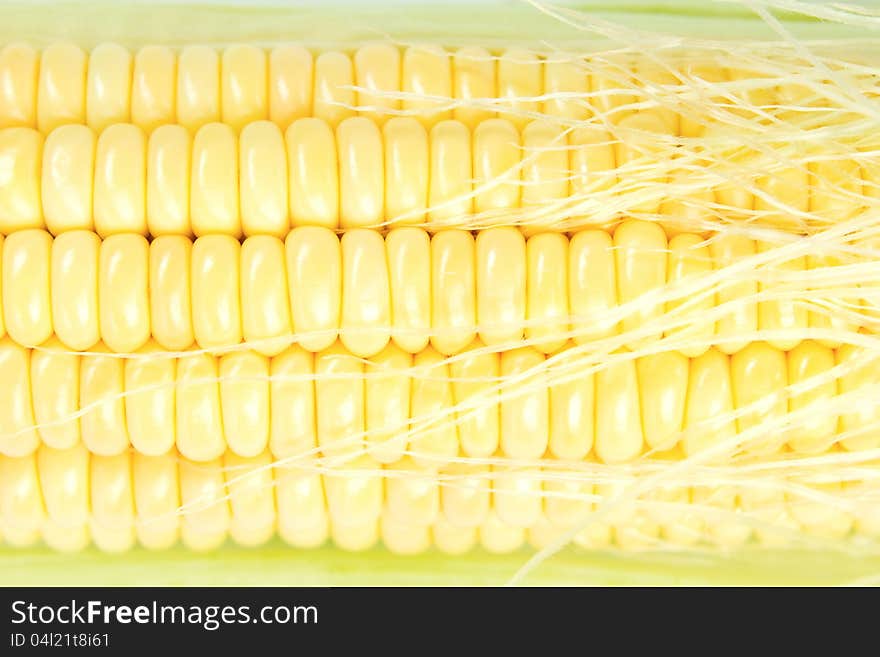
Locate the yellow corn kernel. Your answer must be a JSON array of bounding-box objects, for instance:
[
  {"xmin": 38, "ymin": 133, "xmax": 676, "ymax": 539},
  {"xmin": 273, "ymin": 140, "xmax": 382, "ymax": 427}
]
[
  {"xmin": 41, "ymin": 124, "xmax": 95, "ymax": 234},
  {"xmin": 452, "ymin": 47, "xmax": 495, "ymax": 128},
  {"xmin": 79, "ymin": 343, "xmax": 130, "ymax": 456},
  {"xmin": 149, "ymin": 235, "xmax": 194, "ymax": 351},
  {"xmin": 0, "ymin": 452, "xmax": 45, "ymax": 546},
  {"xmin": 569, "ymin": 229, "xmax": 617, "ymax": 343},
  {"xmin": 637, "ymin": 351, "xmax": 688, "ymax": 452},
  {"xmin": 269, "ymin": 46, "xmax": 313, "ymax": 130},
  {"xmin": 315, "ymin": 341, "xmax": 364, "ymax": 459},
  {"xmin": 31, "ymin": 338, "xmax": 80, "ymax": 450},
  {"xmin": 548, "ymin": 344, "xmax": 594, "ymax": 460},
  {"xmin": 221, "ymin": 45, "xmax": 268, "ymax": 131},
  {"xmin": 403, "ymin": 45, "xmax": 451, "ymax": 128},
  {"xmin": 313, "ymin": 51, "xmax": 355, "ymax": 128},
  {"xmin": 190, "ymin": 123, "xmax": 240, "ymax": 237},
  {"xmin": 473, "ymin": 119, "xmax": 521, "ymax": 214},
  {"xmin": 3, "ymin": 229, "xmax": 52, "ymax": 347},
  {"xmin": 177, "ymin": 46, "xmax": 220, "ymax": 133},
  {"xmin": 146, "ymin": 125, "xmax": 191, "ymax": 236},
  {"xmin": 710, "ymin": 233, "xmax": 758, "ymax": 355},
  {"xmin": 365, "ymin": 342, "xmax": 411, "ymax": 464},
  {"xmin": 497, "ymin": 49, "xmax": 542, "ymax": 129},
  {"xmin": 98, "ymin": 233, "xmax": 150, "ymax": 353},
  {"xmin": 613, "ymin": 110, "xmax": 671, "ymax": 216},
  {"xmin": 526, "ymin": 231, "xmax": 569, "ymax": 354},
  {"xmin": 0, "ymin": 44, "xmax": 38, "ymax": 128},
  {"xmin": 324, "ymin": 454, "xmax": 382, "ymax": 535},
  {"xmin": 786, "ymin": 341, "xmax": 838, "ymax": 454},
  {"xmin": 93, "ymin": 124, "xmax": 147, "ymax": 237},
  {"xmin": 354, "ymin": 43, "xmax": 401, "ymax": 124},
  {"xmin": 595, "ymin": 356, "xmax": 643, "ymax": 464},
  {"xmin": 240, "ymin": 234, "xmax": 293, "ymax": 356},
  {"xmin": 521, "ymin": 121, "xmax": 569, "ymax": 234},
  {"xmin": 757, "ymin": 239, "xmax": 808, "ymax": 351},
  {"xmin": 239, "ymin": 121, "xmax": 289, "ymax": 238},
  {"xmin": 383, "ymin": 118, "xmax": 429, "ymax": 226},
  {"xmin": 133, "ymin": 451, "xmax": 180, "ymax": 550},
  {"xmin": 269, "ymin": 345, "xmax": 316, "ymax": 460},
  {"xmin": 494, "ymin": 466, "xmax": 543, "ymax": 528},
  {"xmin": 0, "ymin": 338, "xmax": 39, "ymax": 456},
  {"xmin": 38, "ymin": 444, "xmax": 89, "ymax": 552},
  {"xmin": 124, "ymin": 340, "xmax": 176, "ymax": 456},
  {"xmin": 337, "ymin": 117, "xmax": 384, "ymax": 229},
  {"xmin": 682, "ymin": 347, "xmax": 736, "ymax": 457},
  {"xmin": 449, "ymin": 340, "xmax": 499, "ymax": 458},
  {"xmin": 476, "ymin": 227, "xmax": 526, "ymax": 346},
  {"xmin": 276, "ymin": 465, "xmax": 328, "ymax": 549},
  {"xmin": 427, "ymin": 120, "xmax": 472, "ymax": 225},
  {"xmin": 614, "ymin": 219, "xmax": 668, "ymax": 347},
  {"xmin": 386, "ymin": 227, "xmax": 431, "ymax": 354},
  {"xmin": 500, "ymin": 347, "xmax": 548, "ymax": 460},
  {"xmin": 340, "ymin": 229, "xmax": 391, "ymax": 358},
  {"xmin": 286, "ymin": 118, "xmax": 338, "ymax": 229},
  {"xmin": 219, "ymin": 351, "xmax": 270, "ymax": 457},
  {"xmin": 86, "ymin": 43, "xmax": 132, "ymax": 132},
  {"xmin": 731, "ymin": 341, "xmax": 788, "ymax": 455},
  {"xmin": 410, "ymin": 346, "xmax": 459, "ymax": 467},
  {"xmin": 285, "ymin": 226, "xmax": 340, "ymax": 352},
  {"xmin": 191, "ymin": 234, "xmax": 242, "ymax": 351},
  {"xmin": 385, "ymin": 457, "xmax": 439, "ymax": 527},
  {"xmin": 430, "ymin": 229, "xmax": 476, "ymax": 356},
  {"xmin": 543, "ymin": 55, "xmax": 589, "ymax": 120},
  {"xmin": 837, "ymin": 342, "xmax": 880, "ymax": 452},
  {"xmin": 37, "ymin": 44, "xmax": 87, "ymax": 134},
  {"xmin": 175, "ymin": 351, "xmax": 225, "ymax": 462},
  {"xmin": 0, "ymin": 128, "xmax": 43, "ymax": 233},
  {"xmin": 89, "ymin": 451, "xmax": 135, "ymax": 553},
  {"xmin": 225, "ymin": 450, "xmax": 275, "ymax": 547},
  {"xmin": 664, "ymin": 232, "xmax": 714, "ymax": 357},
  {"xmin": 179, "ymin": 457, "xmax": 228, "ymax": 551},
  {"xmin": 131, "ymin": 46, "xmax": 176, "ymax": 134}
]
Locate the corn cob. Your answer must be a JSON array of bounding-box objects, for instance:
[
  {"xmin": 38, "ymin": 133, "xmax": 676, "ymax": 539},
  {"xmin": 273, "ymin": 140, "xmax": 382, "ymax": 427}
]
[{"xmin": 1, "ymin": 0, "xmax": 880, "ymax": 588}]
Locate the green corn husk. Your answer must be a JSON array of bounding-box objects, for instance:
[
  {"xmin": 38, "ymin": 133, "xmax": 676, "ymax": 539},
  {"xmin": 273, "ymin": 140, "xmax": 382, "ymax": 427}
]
[{"xmin": 5, "ymin": 541, "xmax": 880, "ymax": 586}]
